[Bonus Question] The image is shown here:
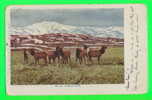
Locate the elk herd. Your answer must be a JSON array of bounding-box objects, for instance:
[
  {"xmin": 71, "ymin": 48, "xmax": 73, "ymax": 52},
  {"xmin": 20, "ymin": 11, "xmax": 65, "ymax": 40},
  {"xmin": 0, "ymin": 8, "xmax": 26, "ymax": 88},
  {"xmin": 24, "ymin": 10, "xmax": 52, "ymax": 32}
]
[{"xmin": 23, "ymin": 45, "xmax": 107, "ymax": 65}]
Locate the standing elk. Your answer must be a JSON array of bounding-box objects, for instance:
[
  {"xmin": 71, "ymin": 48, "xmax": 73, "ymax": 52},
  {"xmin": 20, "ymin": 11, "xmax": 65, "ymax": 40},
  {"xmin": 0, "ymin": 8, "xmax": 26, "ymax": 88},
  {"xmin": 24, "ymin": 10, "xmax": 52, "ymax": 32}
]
[
  {"xmin": 46, "ymin": 46, "xmax": 62, "ymax": 64},
  {"xmin": 47, "ymin": 51, "xmax": 56, "ymax": 64},
  {"xmin": 23, "ymin": 49, "xmax": 28, "ymax": 64},
  {"xmin": 88, "ymin": 46, "xmax": 107, "ymax": 64},
  {"xmin": 44, "ymin": 49, "xmax": 56, "ymax": 64},
  {"xmin": 76, "ymin": 45, "xmax": 88, "ymax": 64},
  {"xmin": 29, "ymin": 48, "xmax": 48, "ymax": 65},
  {"xmin": 47, "ymin": 46, "xmax": 71, "ymax": 64},
  {"xmin": 57, "ymin": 47, "xmax": 71, "ymax": 64}
]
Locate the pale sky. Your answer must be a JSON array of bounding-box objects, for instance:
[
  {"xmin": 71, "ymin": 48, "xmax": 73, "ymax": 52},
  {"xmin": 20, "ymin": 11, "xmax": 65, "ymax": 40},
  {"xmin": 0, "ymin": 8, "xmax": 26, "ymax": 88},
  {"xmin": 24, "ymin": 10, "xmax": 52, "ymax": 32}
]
[{"xmin": 11, "ymin": 8, "xmax": 124, "ymax": 27}]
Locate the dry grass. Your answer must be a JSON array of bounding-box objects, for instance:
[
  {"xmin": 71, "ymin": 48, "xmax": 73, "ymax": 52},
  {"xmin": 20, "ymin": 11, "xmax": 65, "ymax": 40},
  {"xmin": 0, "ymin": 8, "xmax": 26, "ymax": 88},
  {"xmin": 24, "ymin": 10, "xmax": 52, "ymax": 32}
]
[{"xmin": 11, "ymin": 47, "xmax": 124, "ymax": 85}]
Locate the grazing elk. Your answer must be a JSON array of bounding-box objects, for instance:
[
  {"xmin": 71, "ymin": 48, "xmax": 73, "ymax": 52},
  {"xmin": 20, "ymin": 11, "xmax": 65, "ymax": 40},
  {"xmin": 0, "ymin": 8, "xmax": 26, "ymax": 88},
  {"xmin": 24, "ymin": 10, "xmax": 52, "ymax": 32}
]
[
  {"xmin": 88, "ymin": 46, "xmax": 107, "ymax": 64},
  {"xmin": 76, "ymin": 45, "xmax": 88, "ymax": 64},
  {"xmin": 29, "ymin": 48, "xmax": 48, "ymax": 65}
]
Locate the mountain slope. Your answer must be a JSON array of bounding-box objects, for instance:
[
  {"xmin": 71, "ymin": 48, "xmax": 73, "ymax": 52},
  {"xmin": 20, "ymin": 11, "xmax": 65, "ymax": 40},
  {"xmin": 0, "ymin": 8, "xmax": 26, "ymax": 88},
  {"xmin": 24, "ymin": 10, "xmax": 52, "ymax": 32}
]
[{"xmin": 9, "ymin": 21, "xmax": 124, "ymax": 38}]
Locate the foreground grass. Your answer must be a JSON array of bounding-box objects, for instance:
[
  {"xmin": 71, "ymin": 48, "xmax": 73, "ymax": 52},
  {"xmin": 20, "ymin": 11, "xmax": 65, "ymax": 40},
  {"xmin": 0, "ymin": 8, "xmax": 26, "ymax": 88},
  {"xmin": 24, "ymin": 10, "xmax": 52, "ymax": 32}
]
[{"xmin": 11, "ymin": 47, "xmax": 124, "ymax": 85}]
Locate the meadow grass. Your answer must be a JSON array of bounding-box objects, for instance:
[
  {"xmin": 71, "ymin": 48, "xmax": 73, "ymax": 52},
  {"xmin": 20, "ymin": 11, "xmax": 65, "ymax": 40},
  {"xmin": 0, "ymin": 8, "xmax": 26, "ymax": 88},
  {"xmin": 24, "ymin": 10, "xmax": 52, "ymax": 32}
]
[{"xmin": 11, "ymin": 47, "xmax": 124, "ymax": 85}]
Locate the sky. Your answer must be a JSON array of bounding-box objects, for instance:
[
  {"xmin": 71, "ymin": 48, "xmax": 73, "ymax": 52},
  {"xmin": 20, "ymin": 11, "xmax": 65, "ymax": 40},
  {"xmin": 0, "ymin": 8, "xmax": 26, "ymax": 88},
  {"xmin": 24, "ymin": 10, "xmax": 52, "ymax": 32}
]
[{"xmin": 11, "ymin": 8, "xmax": 124, "ymax": 27}]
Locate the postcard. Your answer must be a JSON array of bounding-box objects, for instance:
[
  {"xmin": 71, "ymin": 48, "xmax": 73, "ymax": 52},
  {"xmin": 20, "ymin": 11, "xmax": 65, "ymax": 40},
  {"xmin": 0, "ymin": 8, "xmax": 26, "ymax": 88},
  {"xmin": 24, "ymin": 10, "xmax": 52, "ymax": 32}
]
[{"xmin": 6, "ymin": 4, "xmax": 147, "ymax": 95}]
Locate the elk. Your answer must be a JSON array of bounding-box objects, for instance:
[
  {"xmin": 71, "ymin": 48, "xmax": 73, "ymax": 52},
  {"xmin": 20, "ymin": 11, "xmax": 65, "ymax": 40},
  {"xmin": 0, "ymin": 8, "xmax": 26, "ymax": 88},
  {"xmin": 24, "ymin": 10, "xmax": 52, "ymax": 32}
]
[
  {"xmin": 88, "ymin": 46, "xmax": 107, "ymax": 64},
  {"xmin": 76, "ymin": 45, "xmax": 88, "ymax": 64},
  {"xmin": 57, "ymin": 46, "xmax": 71, "ymax": 64},
  {"xmin": 23, "ymin": 49, "xmax": 28, "ymax": 64},
  {"xmin": 29, "ymin": 48, "xmax": 47, "ymax": 65}
]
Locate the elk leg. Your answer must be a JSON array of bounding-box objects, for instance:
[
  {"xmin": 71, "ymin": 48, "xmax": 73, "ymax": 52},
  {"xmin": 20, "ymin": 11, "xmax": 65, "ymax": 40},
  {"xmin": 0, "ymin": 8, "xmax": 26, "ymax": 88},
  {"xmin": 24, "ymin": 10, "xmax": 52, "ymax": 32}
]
[
  {"xmin": 50, "ymin": 58, "xmax": 52, "ymax": 64},
  {"xmin": 61, "ymin": 57, "xmax": 64, "ymax": 64},
  {"xmin": 67, "ymin": 58, "xmax": 68, "ymax": 64},
  {"xmin": 48, "ymin": 57, "xmax": 51, "ymax": 64},
  {"xmin": 67, "ymin": 57, "xmax": 69, "ymax": 64},
  {"xmin": 44, "ymin": 57, "xmax": 47, "ymax": 65},
  {"xmin": 83, "ymin": 57, "xmax": 86, "ymax": 64},
  {"xmin": 66, "ymin": 57, "xmax": 68, "ymax": 64},
  {"xmin": 84, "ymin": 56, "xmax": 87, "ymax": 64},
  {"xmin": 35, "ymin": 59, "xmax": 36, "ymax": 65},
  {"xmin": 76, "ymin": 57, "xmax": 78, "ymax": 63},
  {"xmin": 58, "ymin": 56, "xmax": 60, "ymax": 63},
  {"xmin": 80, "ymin": 57, "xmax": 82, "ymax": 64},
  {"xmin": 38, "ymin": 59, "xmax": 39, "ymax": 65},
  {"xmin": 63, "ymin": 57, "xmax": 68, "ymax": 64},
  {"xmin": 86, "ymin": 56, "xmax": 88, "ymax": 64},
  {"xmin": 79, "ymin": 60, "xmax": 81, "ymax": 64},
  {"xmin": 98, "ymin": 56, "xmax": 100, "ymax": 64},
  {"xmin": 26, "ymin": 58, "xmax": 28, "ymax": 64},
  {"xmin": 65, "ymin": 58, "xmax": 67, "ymax": 64},
  {"xmin": 24, "ymin": 58, "xmax": 26, "ymax": 64},
  {"xmin": 63, "ymin": 59, "xmax": 65, "ymax": 64},
  {"xmin": 89, "ymin": 56, "xmax": 93, "ymax": 64},
  {"xmin": 81, "ymin": 57, "xmax": 84, "ymax": 64},
  {"xmin": 66, "ymin": 58, "xmax": 68, "ymax": 64},
  {"xmin": 53, "ymin": 57, "xmax": 55, "ymax": 64},
  {"xmin": 46, "ymin": 57, "xmax": 48, "ymax": 65},
  {"xmin": 34, "ymin": 57, "xmax": 37, "ymax": 65},
  {"xmin": 69, "ymin": 56, "xmax": 71, "ymax": 62},
  {"xmin": 89, "ymin": 56, "xmax": 91, "ymax": 62},
  {"xmin": 82, "ymin": 57, "xmax": 84, "ymax": 64},
  {"xmin": 67, "ymin": 57, "xmax": 69, "ymax": 63},
  {"xmin": 63, "ymin": 58, "xmax": 65, "ymax": 64}
]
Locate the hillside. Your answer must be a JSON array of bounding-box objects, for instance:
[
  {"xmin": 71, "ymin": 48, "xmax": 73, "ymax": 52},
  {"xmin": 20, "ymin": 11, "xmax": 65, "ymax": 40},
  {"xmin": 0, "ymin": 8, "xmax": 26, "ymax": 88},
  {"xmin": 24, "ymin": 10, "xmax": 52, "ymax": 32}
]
[{"xmin": 11, "ymin": 33, "xmax": 124, "ymax": 50}]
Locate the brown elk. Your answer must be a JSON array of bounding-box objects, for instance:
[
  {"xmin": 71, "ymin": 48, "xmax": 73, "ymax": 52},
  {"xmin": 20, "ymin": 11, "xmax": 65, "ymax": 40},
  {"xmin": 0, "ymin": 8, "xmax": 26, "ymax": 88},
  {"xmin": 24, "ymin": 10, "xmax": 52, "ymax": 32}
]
[
  {"xmin": 76, "ymin": 45, "xmax": 88, "ymax": 64},
  {"xmin": 29, "ymin": 48, "xmax": 47, "ymax": 65},
  {"xmin": 57, "ymin": 47, "xmax": 71, "ymax": 64},
  {"xmin": 62, "ymin": 50, "xmax": 71, "ymax": 64},
  {"xmin": 44, "ymin": 49, "xmax": 56, "ymax": 64},
  {"xmin": 11, "ymin": 39, "xmax": 17, "ymax": 47},
  {"xmin": 46, "ymin": 46, "xmax": 71, "ymax": 64},
  {"xmin": 88, "ymin": 46, "xmax": 107, "ymax": 64},
  {"xmin": 23, "ymin": 49, "xmax": 28, "ymax": 64},
  {"xmin": 47, "ymin": 51, "xmax": 56, "ymax": 64},
  {"xmin": 45, "ymin": 47, "xmax": 62, "ymax": 64}
]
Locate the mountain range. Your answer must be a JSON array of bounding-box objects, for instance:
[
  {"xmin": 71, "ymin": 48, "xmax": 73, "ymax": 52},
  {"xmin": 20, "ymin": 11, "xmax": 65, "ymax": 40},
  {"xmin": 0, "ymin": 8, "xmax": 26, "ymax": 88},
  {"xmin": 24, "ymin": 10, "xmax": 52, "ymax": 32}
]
[{"xmin": 9, "ymin": 21, "xmax": 124, "ymax": 38}]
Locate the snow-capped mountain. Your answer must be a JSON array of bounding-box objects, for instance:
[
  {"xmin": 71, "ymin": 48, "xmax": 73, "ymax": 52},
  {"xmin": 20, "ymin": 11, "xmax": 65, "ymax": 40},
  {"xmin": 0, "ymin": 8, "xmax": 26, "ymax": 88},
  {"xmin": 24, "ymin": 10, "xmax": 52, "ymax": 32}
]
[{"xmin": 9, "ymin": 21, "xmax": 124, "ymax": 38}]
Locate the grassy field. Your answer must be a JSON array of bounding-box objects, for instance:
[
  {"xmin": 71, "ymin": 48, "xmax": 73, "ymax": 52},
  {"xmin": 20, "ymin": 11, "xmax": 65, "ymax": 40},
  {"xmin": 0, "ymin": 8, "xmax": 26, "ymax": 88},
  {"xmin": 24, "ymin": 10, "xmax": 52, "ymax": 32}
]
[{"xmin": 11, "ymin": 47, "xmax": 124, "ymax": 85}]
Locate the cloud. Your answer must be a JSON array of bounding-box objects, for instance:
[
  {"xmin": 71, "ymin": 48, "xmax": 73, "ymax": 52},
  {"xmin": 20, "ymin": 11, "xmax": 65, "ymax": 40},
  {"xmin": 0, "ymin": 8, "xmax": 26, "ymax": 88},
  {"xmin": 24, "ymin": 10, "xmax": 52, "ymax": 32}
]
[{"xmin": 11, "ymin": 8, "xmax": 124, "ymax": 27}]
